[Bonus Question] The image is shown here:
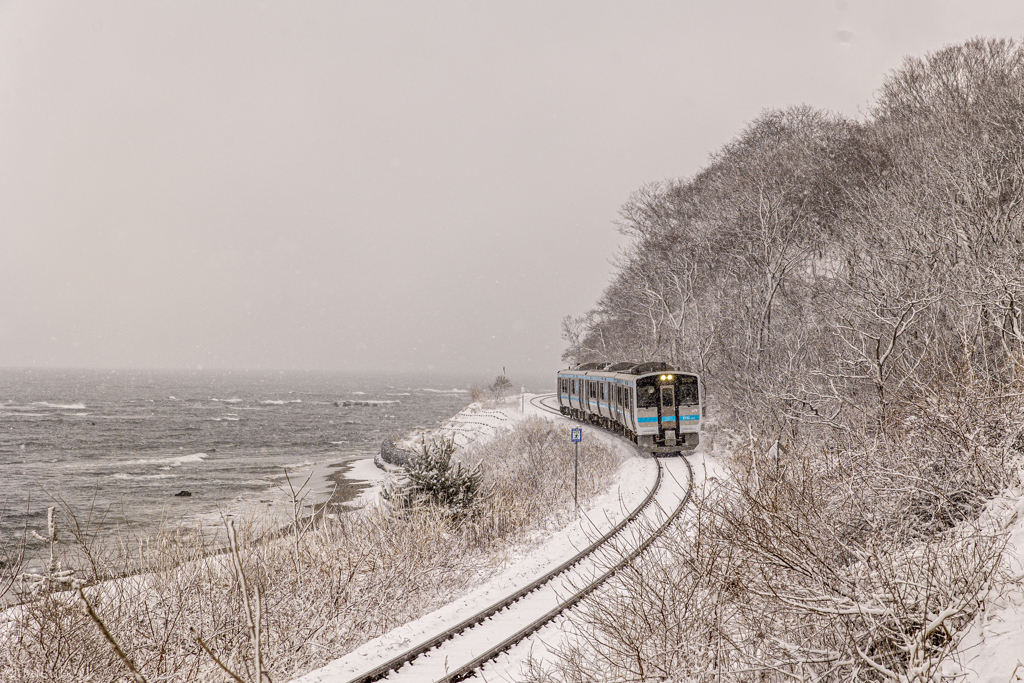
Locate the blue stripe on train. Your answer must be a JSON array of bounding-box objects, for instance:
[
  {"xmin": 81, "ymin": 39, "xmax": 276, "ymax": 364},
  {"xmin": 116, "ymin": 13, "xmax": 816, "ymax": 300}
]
[{"xmin": 637, "ymin": 415, "xmax": 700, "ymax": 423}]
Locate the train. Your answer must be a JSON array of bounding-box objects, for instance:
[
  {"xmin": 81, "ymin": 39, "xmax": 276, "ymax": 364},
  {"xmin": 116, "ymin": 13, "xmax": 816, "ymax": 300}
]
[{"xmin": 557, "ymin": 361, "xmax": 701, "ymax": 454}]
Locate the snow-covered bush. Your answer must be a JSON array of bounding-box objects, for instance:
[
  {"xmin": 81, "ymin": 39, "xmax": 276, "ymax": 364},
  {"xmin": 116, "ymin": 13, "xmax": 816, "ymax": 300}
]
[
  {"xmin": 464, "ymin": 416, "xmax": 622, "ymax": 544},
  {"xmin": 383, "ymin": 435, "xmax": 485, "ymax": 516}
]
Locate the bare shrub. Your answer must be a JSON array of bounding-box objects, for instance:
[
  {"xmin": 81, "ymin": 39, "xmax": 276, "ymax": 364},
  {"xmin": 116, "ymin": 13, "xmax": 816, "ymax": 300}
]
[
  {"xmin": 462, "ymin": 416, "xmax": 623, "ymax": 545},
  {"xmin": 526, "ymin": 408, "xmax": 1018, "ymax": 683}
]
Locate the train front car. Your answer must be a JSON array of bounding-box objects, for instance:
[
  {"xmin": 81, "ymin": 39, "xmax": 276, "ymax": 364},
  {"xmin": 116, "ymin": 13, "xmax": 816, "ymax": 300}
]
[
  {"xmin": 632, "ymin": 368, "xmax": 701, "ymax": 454},
  {"xmin": 558, "ymin": 362, "xmax": 702, "ymax": 455}
]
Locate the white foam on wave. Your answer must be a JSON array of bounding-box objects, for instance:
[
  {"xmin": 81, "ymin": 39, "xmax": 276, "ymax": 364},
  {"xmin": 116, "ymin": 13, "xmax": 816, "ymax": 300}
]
[
  {"xmin": 422, "ymin": 388, "xmax": 469, "ymax": 394},
  {"xmin": 124, "ymin": 452, "xmax": 209, "ymax": 466},
  {"xmin": 113, "ymin": 472, "xmax": 178, "ymax": 480},
  {"xmin": 212, "ymin": 398, "xmax": 243, "ymax": 403},
  {"xmin": 210, "ymin": 416, "xmax": 241, "ymax": 422},
  {"xmin": 352, "ymin": 391, "xmax": 366, "ymax": 395},
  {"xmin": 388, "ymin": 392, "xmax": 412, "ymax": 396},
  {"xmin": 261, "ymin": 400, "xmax": 285, "ymax": 405},
  {"xmin": 33, "ymin": 402, "xmax": 87, "ymax": 409}
]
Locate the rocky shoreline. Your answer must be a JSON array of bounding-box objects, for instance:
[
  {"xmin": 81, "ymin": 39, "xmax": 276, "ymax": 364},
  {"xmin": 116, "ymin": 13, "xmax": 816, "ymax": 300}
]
[{"xmin": 376, "ymin": 439, "xmax": 416, "ymax": 471}]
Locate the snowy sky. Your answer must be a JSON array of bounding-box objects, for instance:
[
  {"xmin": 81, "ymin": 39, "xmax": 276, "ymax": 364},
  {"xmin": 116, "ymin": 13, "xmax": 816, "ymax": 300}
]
[{"xmin": 2, "ymin": 1, "xmax": 1022, "ymax": 376}]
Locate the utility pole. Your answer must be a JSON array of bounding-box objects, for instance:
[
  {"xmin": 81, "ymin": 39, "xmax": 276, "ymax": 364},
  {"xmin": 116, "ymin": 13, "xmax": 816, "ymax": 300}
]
[{"xmin": 571, "ymin": 427, "xmax": 582, "ymax": 512}]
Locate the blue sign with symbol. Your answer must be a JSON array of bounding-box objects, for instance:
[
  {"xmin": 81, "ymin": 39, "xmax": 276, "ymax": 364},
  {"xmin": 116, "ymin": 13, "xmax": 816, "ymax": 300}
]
[{"xmin": 571, "ymin": 428, "xmax": 582, "ymax": 443}]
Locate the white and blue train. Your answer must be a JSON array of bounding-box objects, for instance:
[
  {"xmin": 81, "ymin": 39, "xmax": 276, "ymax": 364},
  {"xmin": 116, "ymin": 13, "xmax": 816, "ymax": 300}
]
[{"xmin": 557, "ymin": 361, "xmax": 701, "ymax": 454}]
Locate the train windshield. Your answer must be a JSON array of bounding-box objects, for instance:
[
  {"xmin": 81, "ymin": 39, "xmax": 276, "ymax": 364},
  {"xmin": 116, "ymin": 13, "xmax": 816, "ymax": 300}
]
[
  {"xmin": 677, "ymin": 376, "xmax": 699, "ymax": 405},
  {"xmin": 637, "ymin": 375, "xmax": 699, "ymax": 408},
  {"xmin": 637, "ymin": 381, "xmax": 659, "ymax": 408}
]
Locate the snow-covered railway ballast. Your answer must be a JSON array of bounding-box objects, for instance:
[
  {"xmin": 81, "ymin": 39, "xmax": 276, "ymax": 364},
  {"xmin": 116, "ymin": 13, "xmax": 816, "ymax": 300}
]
[{"xmin": 557, "ymin": 361, "xmax": 702, "ymax": 454}]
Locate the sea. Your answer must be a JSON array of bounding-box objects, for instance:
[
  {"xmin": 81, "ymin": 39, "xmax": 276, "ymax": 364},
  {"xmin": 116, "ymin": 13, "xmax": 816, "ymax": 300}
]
[{"xmin": 0, "ymin": 368, "xmax": 496, "ymax": 559}]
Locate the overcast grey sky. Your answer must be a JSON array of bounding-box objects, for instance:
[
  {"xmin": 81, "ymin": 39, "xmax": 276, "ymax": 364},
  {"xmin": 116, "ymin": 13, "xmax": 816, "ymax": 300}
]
[{"xmin": 1, "ymin": 1, "xmax": 1022, "ymax": 376}]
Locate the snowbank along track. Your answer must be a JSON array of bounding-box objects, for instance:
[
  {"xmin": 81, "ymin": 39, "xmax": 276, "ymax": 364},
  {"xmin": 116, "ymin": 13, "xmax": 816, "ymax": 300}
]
[{"xmin": 316, "ymin": 393, "xmax": 693, "ymax": 683}]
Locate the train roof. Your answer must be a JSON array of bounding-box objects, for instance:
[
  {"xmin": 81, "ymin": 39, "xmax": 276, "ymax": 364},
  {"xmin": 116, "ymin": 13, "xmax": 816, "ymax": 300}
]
[
  {"xmin": 563, "ymin": 360, "xmax": 679, "ymax": 375},
  {"xmin": 560, "ymin": 361, "xmax": 695, "ymax": 377}
]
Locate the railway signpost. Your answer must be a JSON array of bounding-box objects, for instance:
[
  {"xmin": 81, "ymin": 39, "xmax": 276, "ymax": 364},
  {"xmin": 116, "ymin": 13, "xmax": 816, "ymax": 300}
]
[{"xmin": 571, "ymin": 428, "xmax": 582, "ymax": 510}]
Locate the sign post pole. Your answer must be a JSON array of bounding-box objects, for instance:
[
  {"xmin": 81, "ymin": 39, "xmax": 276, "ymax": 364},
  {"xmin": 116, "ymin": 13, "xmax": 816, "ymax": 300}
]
[{"xmin": 571, "ymin": 427, "xmax": 582, "ymax": 512}]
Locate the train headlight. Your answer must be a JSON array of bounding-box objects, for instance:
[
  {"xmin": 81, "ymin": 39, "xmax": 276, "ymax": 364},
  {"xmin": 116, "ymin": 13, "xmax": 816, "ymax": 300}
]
[{"xmin": 667, "ymin": 374, "xmax": 673, "ymax": 380}]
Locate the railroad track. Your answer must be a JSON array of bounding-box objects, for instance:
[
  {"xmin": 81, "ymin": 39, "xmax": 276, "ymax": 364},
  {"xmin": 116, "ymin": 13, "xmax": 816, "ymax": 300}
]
[
  {"xmin": 295, "ymin": 394, "xmax": 693, "ymax": 683},
  {"xmin": 528, "ymin": 392, "xmax": 563, "ymax": 417}
]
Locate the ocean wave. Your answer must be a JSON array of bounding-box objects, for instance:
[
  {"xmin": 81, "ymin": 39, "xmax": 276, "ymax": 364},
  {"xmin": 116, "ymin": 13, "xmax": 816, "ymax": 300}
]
[
  {"xmin": 351, "ymin": 391, "xmax": 366, "ymax": 395},
  {"xmin": 124, "ymin": 452, "xmax": 209, "ymax": 466},
  {"xmin": 388, "ymin": 392, "xmax": 412, "ymax": 396},
  {"xmin": 113, "ymin": 472, "xmax": 178, "ymax": 480},
  {"xmin": 211, "ymin": 398, "xmax": 243, "ymax": 403},
  {"xmin": 422, "ymin": 388, "xmax": 468, "ymax": 394},
  {"xmin": 33, "ymin": 402, "xmax": 87, "ymax": 409},
  {"xmin": 261, "ymin": 400, "xmax": 285, "ymax": 405}
]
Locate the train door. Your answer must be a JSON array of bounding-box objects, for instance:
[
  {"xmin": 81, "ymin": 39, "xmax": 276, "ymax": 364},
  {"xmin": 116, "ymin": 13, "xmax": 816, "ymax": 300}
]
[
  {"xmin": 660, "ymin": 384, "xmax": 677, "ymax": 445},
  {"xmin": 622, "ymin": 387, "xmax": 630, "ymax": 430}
]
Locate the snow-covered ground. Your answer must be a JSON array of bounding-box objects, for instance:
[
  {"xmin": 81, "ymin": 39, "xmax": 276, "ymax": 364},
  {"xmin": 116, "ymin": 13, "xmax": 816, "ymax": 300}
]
[
  {"xmin": 291, "ymin": 394, "xmax": 673, "ymax": 683},
  {"xmin": 947, "ymin": 475, "xmax": 1024, "ymax": 683},
  {"xmin": 296, "ymin": 394, "xmax": 1024, "ymax": 682}
]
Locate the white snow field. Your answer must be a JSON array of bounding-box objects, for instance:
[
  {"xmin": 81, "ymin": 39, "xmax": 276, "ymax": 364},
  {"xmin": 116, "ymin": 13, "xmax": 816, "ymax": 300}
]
[
  {"xmin": 290, "ymin": 394, "xmax": 702, "ymax": 683},
  {"xmin": 945, "ymin": 478, "xmax": 1024, "ymax": 683}
]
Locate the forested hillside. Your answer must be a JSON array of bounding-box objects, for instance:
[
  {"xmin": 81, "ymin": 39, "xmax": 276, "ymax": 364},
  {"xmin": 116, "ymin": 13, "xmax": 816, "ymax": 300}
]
[{"xmin": 551, "ymin": 38, "xmax": 1024, "ymax": 681}]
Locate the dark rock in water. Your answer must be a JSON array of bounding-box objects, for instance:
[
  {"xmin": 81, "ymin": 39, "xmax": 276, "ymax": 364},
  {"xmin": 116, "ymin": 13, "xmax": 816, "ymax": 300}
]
[
  {"xmin": 333, "ymin": 401, "xmax": 340, "ymax": 407},
  {"xmin": 379, "ymin": 440, "xmax": 416, "ymax": 469},
  {"xmin": 174, "ymin": 490, "xmax": 192, "ymax": 497}
]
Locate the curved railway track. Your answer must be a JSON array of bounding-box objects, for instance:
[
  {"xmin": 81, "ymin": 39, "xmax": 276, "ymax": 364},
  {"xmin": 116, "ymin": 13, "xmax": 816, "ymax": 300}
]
[
  {"xmin": 296, "ymin": 393, "xmax": 694, "ymax": 683},
  {"xmin": 529, "ymin": 392, "xmax": 564, "ymax": 417}
]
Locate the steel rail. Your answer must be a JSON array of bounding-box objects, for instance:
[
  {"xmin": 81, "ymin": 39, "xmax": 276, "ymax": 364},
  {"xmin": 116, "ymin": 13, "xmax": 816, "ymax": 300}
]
[
  {"xmin": 343, "ymin": 428, "xmax": 664, "ymax": 683},
  {"xmin": 528, "ymin": 392, "xmax": 563, "ymax": 416},
  {"xmin": 439, "ymin": 456, "xmax": 693, "ymax": 682}
]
